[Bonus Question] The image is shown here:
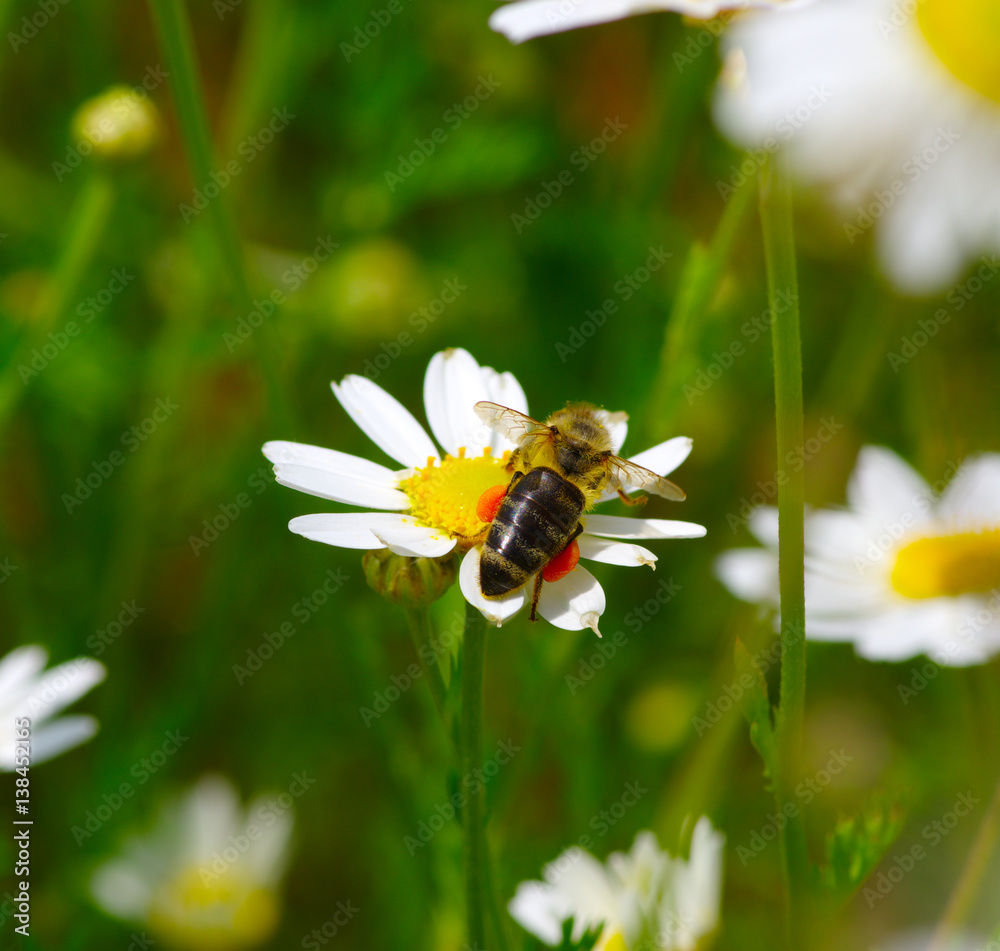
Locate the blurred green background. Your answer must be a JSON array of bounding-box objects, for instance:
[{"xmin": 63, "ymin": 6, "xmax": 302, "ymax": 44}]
[{"xmin": 2, "ymin": 0, "xmax": 1000, "ymax": 948}]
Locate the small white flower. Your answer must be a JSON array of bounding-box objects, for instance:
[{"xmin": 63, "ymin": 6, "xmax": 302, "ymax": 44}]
[
  {"xmin": 714, "ymin": 0, "xmax": 1000, "ymax": 294},
  {"xmin": 265, "ymin": 348, "xmax": 705, "ymax": 635},
  {"xmin": 509, "ymin": 818, "xmax": 724, "ymax": 950},
  {"xmin": 91, "ymin": 775, "xmax": 293, "ymax": 950},
  {"xmin": 717, "ymin": 447, "xmax": 1000, "ymax": 665},
  {"xmin": 0, "ymin": 644, "xmax": 105, "ymax": 770},
  {"xmin": 489, "ymin": 0, "xmax": 810, "ymax": 44}
]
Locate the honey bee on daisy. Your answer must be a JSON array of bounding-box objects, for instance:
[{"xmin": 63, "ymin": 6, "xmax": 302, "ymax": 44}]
[
  {"xmin": 470, "ymin": 401, "xmax": 687, "ymax": 622},
  {"xmin": 264, "ymin": 348, "xmax": 705, "ymax": 635}
]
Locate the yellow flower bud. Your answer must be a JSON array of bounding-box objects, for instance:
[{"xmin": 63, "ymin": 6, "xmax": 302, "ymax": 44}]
[{"xmin": 70, "ymin": 84, "xmax": 160, "ymax": 162}]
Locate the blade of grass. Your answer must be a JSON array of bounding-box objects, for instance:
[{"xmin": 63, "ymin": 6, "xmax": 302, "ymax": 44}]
[
  {"xmin": 461, "ymin": 602, "xmax": 490, "ymax": 951},
  {"xmin": 758, "ymin": 154, "xmax": 809, "ymax": 949},
  {"xmin": 147, "ymin": 0, "xmax": 252, "ymax": 311}
]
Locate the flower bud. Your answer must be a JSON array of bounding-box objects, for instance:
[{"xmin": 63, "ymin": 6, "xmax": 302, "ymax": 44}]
[
  {"xmin": 70, "ymin": 84, "xmax": 160, "ymax": 162},
  {"xmin": 362, "ymin": 549, "xmax": 456, "ymax": 609}
]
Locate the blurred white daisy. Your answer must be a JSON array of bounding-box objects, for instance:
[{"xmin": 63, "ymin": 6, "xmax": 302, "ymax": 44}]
[
  {"xmin": 509, "ymin": 818, "xmax": 724, "ymax": 950},
  {"xmin": 714, "ymin": 0, "xmax": 1000, "ymax": 294},
  {"xmin": 0, "ymin": 644, "xmax": 105, "ymax": 770},
  {"xmin": 91, "ymin": 775, "xmax": 293, "ymax": 950},
  {"xmin": 717, "ymin": 447, "xmax": 1000, "ymax": 665},
  {"xmin": 489, "ymin": 0, "xmax": 810, "ymax": 45},
  {"xmin": 265, "ymin": 348, "xmax": 705, "ymax": 635}
]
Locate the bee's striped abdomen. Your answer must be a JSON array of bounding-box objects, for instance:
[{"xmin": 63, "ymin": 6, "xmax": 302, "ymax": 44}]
[{"xmin": 479, "ymin": 467, "xmax": 585, "ymax": 598}]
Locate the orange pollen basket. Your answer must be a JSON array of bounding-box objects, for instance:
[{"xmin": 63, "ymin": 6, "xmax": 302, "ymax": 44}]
[
  {"xmin": 476, "ymin": 484, "xmax": 508, "ymax": 524},
  {"xmin": 543, "ymin": 539, "xmax": 580, "ymax": 583}
]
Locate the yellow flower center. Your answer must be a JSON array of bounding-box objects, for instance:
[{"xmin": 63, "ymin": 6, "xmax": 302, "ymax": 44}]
[
  {"xmin": 890, "ymin": 528, "xmax": 1000, "ymax": 599},
  {"xmin": 398, "ymin": 447, "xmax": 510, "ymax": 545},
  {"xmin": 148, "ymin": 866, "xmax": 279, "ymax": 950},
  {"xmin": 918, "ymin": 0, "xmax": 1000, "ymax": 105},
  {"xmin": 604, "ymin": 934, "xmax": 629, "ymax": 951}
]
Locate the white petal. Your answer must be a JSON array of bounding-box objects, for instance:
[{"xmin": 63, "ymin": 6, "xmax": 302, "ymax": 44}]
[
  {"xmin": 371, "ymin": 521, "xmax": 457, "ymax": 558},
  {"xmin": 0, "ymin": 645, "xmax": 47, "ymax": 707},
  {"xmin": 244, "ymin": 795, "xmax": 295, "ymax": 885},
  {"xmin": 482, "ymin": 367, "xmax": 529, "ymax": 415},
  {"xmin": 535, "ymin": 565, "xmax": 606, "ymax": 635},
  {"xmin": 489, "ymin": 0, "xmax": 785, "ymax": 43},
  {"xmin": 578, "ymin": 534, "xmax": 657, "ymax": 568},
  {"xmin": 18, "ymin": 658, "xmax": 106, "ymax": 721},
  {"xmin": 479, "ymin": 366, "xmax": 531, "ymax": 455},
  {"xmin": 288, "ymin": 512, "xmax": 419, "ymax": 550},
  {"xmin": 185, "ymin": 775, "xmax": 241, "ymax": 860},
  {"xmin": 715, "ymin": 549, "xmax": 779, "ymax": 605},
  {"xmin": 271, "ymin": 463, "xmax": 409, "ymax": 509},
  {"xmin": 670, "ymin": 817, "xmax": 725, "ymax": 947},
  {"xmin": 91, "ymin": 859, "xmax": 155, "ymax": 918},
  {"xmin": 28, "ymin": 715, "xmax": 99, "ymax": 765},
  {"xmin": 592, "ymin": 409, "xmax": 629, "ymax": 455},
  {"xmin": 583, "ymin": 515, "xmax": 707, "ymax": 540},
  {"xmin": 263, "ymin": 441, "xmax": 408, "ymax": 509},
  {"xmin": 540, "ymin": 847, "xmax": 623, "ymax": 940},
  {"xmin": 423, "ymin": 348, "xmax": 496, "ymax": 456},
  {"xmin": 747, "ymin": 506, "xmax": 780, "ymax": 547},
  {"xmin": 938, "ymin": 454, "xmax": 1000, "ymax": 527},
  {"xmin": 459, "ymin": 547, "xmax": 525, "ymax": 626},
  {"xmin": 332, "ymin": 375, "xmax": 439, "ymax": 468},
  {"xmin": 847, "ymin": 446, "xmax": 931, "ymax": 524},
  {"xmin": 627, "ymin": 436, "xmax": 693, "ymax": 479},
  {"xmin": 508, "ymin": 880, "xmax": 575, "ymax": 945}
]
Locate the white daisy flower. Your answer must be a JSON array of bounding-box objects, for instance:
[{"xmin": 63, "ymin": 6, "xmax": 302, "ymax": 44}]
[
  {"xmin": 0, "ymin": 644, "xmax": 105, "ymax": 770},
  {"xmin": 716, "ymin": 447, "xmax": 1000, "ymax": 665},
  {"xmin": 713, "ymin": 0, "xmax": 1000, "ymax": 294},
  {"xmin": 264, "ymin": 348, "xmax": 705, "ymax": 636},
  {"xmin": 489, "ymin": 0, "xmax": 810, "ymax": 45},
  {"xmin": 509, "ymin": 817, "xmax": 724, "ymax": 950},
  {"xmin": 91, "ymin": 774, "xmax": 294, "ymax": 950}
]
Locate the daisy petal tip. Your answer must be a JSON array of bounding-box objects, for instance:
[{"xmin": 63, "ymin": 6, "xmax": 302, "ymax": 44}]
[{"xmin": 581, "ymin": 612, "xmax": 602, "ymax": 637}]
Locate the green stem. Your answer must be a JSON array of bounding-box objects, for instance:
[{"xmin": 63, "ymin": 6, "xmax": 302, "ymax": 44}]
[
  {"xmin": 645, "ymin": 171, "xmax": 756, "ymax": 443},
  {"xmin": 757, "ymin": 155, "xmax": 809, "ymax": 948},
  {"xmin": 484, "ymin": 835, "xmax": 513, "ymax": 951},
  {"xmin": 404, "ymin": 606, "xmax": 449, "ymax": 725},
  {"xmin": 928, "ymin": 769, "xmax": 1000, "ymax": 951},
  {"xmin": 147, "ymin": 0, "xmax": 253, "ymax": 310},
  {"xmin": 0, "ymin": 170, "xmax": 114, "ymax": 426},
  {"xmin": 460, "ymin": 601, "xmax": 489, "ymax": 951}
]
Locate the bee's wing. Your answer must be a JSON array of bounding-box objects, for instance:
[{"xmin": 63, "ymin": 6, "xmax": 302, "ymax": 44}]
[
  {"xmin": 607, "ymin": 455, "xmax": 687, "ymax": 501},
  {"xmin": 474, "ymin": 402, "xmax": 549, "ymax": 448}
]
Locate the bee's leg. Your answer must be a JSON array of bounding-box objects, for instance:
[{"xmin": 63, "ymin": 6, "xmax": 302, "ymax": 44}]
[
  {"xmin": 528, "ymin": 572, "xmax": 544, "ymax": 621},
  {"xmin": 617, "ymin": 489, "xmax": 647, "ymax": 507}
]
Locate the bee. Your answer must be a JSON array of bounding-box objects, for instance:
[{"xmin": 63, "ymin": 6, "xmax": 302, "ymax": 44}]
[{"xmin": 474, "ymin": 401, "xmax": 686, "ymax": 620}]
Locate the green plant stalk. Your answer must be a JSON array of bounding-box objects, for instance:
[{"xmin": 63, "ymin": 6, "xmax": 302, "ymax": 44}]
[
  {"xmin": 928, "ymin": 767, "xmax": 1000, "ymax": 951},
  {"xmin": 0, "ymin": 170, "xmax": 114, "ymax": 426},
  {"xmin": 147, "ymin": 0, "xmax": 252, "ymax": 311},
  {"xmin": 645, "ymin": 171, "xmax": 756, "ymax": 443},
  {"xmin": 404, "ymin": 605, "xmax": 449, "ymax": 725},
  {"xmin": 757, "ymin": 155, "xmax": 809, "ymax": 946},
  {"xmin": 461, "ymin": 602, "xmax": 489, "ymax": 950}
]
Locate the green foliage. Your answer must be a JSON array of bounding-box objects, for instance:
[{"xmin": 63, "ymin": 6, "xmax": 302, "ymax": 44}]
[{"xmin": 817, "ymin": 797, "xmax": 907, "ymax": 903}]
